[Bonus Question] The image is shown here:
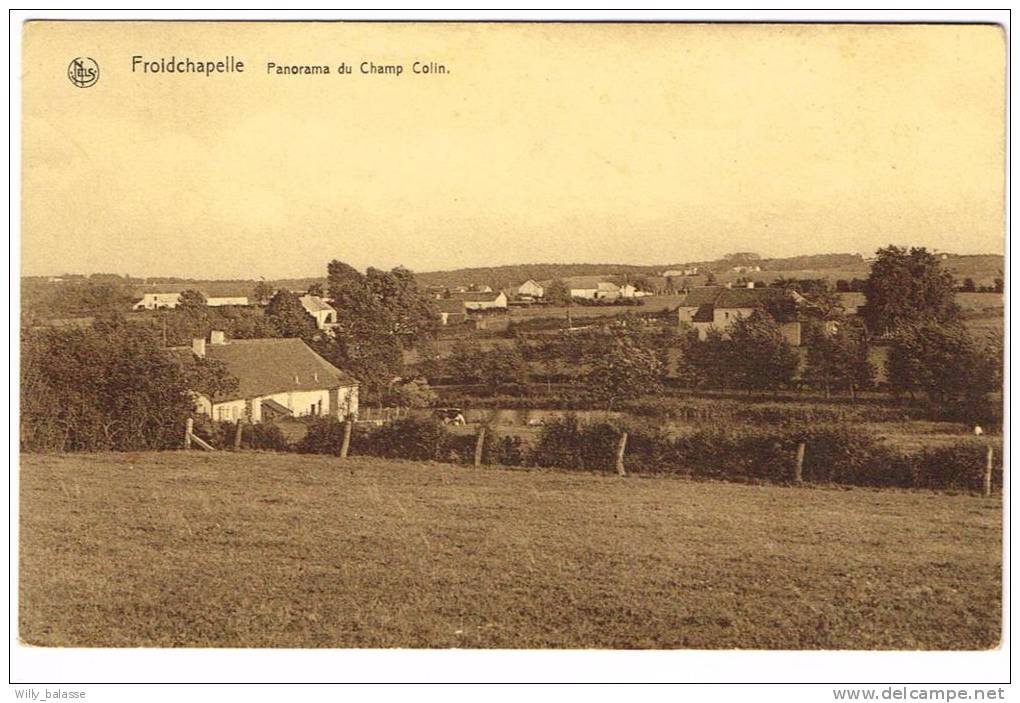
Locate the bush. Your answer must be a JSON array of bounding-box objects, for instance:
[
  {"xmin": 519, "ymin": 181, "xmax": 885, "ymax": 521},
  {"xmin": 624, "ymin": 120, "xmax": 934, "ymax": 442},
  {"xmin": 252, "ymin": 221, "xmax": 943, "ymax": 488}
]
[
  {"xmin": 242, "ymin": 422, "xmax": 290, "ymax": 451},
  {"xmin": 291, "ymin": 411, "xmax": 1001, "ymax": 495},
  {"xmin": 191, "ymin": 418, "xmax": 291, "ymax": 452},
  {"xmin": 482, "ymin": 428, "xmax": 528, "ymax": 467},
  {"xmin": 618, "ymin": 397, "xmax": 910, "ymax": 425},
  {"xmin": 295, "ymin": 417, "xmax": 350, "ymax": 455},
  {"xmin": 913, "ymin": 442, "xmax": 1000, "ymax": 492},
  {"xmin": 531, "ymin": 416, "xmax": 622, "ymax": 470},
  {"xmin": 527, "ymin": 416, "xmax": 999, "ymax": 493},
  {"xmin": 353, "ymin": 417, "xmax": 460, "ymax": 462},
  {"xmin": 21, "ymin": 323, "xmax": 208, "ymax": 452}
]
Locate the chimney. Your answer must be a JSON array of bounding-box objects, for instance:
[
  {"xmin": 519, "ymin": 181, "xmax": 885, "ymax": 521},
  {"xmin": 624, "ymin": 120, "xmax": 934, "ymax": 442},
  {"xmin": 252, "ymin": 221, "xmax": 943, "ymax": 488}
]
[
  {"xmin": 192, "ymin": 337, "xmax": 206, "ymax": 358},
  {"xmin": 210, "ymin": 330, "xmax": 226, "ymax": 345}
]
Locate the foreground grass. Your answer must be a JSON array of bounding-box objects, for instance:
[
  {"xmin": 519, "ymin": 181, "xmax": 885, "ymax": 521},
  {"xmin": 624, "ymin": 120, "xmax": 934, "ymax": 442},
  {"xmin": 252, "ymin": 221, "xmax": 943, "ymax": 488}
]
[{"xmin": 20, "ymin": 452, "xmax": 1001, "ymax": 649}]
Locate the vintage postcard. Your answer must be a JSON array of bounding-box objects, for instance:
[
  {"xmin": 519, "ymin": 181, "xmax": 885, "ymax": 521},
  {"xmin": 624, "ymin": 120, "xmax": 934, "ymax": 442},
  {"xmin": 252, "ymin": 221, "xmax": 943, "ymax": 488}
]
[{"xmin": 16, "ymin": 16, "xmax": 1007, "ymax": 677}]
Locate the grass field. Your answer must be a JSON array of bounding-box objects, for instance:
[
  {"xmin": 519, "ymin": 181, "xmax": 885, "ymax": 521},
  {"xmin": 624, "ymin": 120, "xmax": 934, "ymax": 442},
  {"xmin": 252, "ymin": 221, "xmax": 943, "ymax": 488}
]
[{"xmin": 20, "ymin": 452, "xmax": 1001, "ymax": 649}]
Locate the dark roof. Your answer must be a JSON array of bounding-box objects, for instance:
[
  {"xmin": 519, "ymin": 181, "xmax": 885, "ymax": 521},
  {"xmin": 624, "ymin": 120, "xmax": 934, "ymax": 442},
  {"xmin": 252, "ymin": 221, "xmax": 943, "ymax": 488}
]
[
  {"xmin": 455, "ymin": 291, "xmax": 504, "ymax": 303},
  {"xmin": 436, "ymin": 298, "xmax": 467, "ymax": 313},
  {"xmin": 676, "ymin": 286, "xmax": 725, "ymax": 307},
  {"xmin": 715, "ymin": 287, "xmax": 789, "ymax": 309},
  {"xmin": 692, "ymin": 303, "xmax": 715, "ymax": 323},
  {"xmin": 171, "ymin": 337, "xmax": 358, "ymax": 402}
]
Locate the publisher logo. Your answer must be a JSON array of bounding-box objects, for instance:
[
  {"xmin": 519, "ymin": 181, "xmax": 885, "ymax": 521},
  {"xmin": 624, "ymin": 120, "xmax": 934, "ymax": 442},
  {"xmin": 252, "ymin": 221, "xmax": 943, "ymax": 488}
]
[{"xmin": 67, "ymin": 57, "xmax": 99, "ymax": 88}]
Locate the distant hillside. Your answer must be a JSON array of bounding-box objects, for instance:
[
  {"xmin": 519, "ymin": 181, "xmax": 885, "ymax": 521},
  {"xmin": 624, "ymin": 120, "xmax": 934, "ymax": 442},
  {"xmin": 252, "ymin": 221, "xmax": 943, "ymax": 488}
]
[
  {"xmin": 413, "ymin": 254, "xmax": 867, "ymax": 290},
  {"xmin": 413, "ymin": 251, "xmax": 1003, "ymax": 290},
  {"xmin": 413, "ymin": 264, "xmax": 671, "ymax": 291},
  {"xmin": 942, "ymin": 254, "xmax": 1004, "ymax": 286},
  {"xmin": 129, "ymin": 277, "xmax": 326, "ymax": 297}
]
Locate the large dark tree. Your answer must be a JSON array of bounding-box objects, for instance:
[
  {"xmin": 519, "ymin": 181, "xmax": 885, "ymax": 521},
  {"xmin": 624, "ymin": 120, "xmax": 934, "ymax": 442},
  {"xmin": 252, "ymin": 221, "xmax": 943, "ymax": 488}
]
[
  {"xmin": 886, "ymin": 320, "xmax": 999, "ymax": 414},
  {"xmin": 862, "ymin": 246, "xmax": 959, "ymax": 335},
  {"xmin": 321, "ymin": 259, "xmax": 438, "ymax": 403},
  {"xmin": 264, "ymin": 288, "xmax": 316, "ymax": 339},
  {"xmin": 177, "ymin": 288, "xmax": 207, "ymax": 311},
  {"xmin": 252, "ymin": 280, "xmax": 274, "ymax": 305},
  {"xmin": 544, "ymin": 279, "xmax": 571, "ymax": 306},
  {"xmin": 444, "ymin": 340, "xmax": 529, "ymax": 393},
  {"xmin": 21, "ymin": 322, "xmax": 235, "ymax": 452},
  {"xmin": 682, "ymin": 327, "xmax": 734, "ymax": 390},
  {"xmin": 727, "ymin": 311, "xmax": 800, "ymax": 393},
  {"xmin": 804, "ymin": 318, "xmax": 875, "ymax": 400},
  {"xmin": 586, "ymin": 334, "xmax": 665, "ymax": 410}
]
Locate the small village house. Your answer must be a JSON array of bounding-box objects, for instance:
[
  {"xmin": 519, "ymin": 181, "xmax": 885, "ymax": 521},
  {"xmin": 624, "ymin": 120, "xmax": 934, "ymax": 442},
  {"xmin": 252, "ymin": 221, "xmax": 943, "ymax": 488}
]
[
  {"xmin": 173, "ymin": 331, "xmax": 359, "ymax": 423},
  {"xmin": 515, "ymin": 279, "xmax": 545, "ymax": 300},
  {"xmin": 134, "ymin": 292, "xmax": 182, "ymax": 310},
  {"xmin": 662, "ymin": 267, "xmax": 699, "ymax": 277},
  {"xmin": 562, "ymin": 276, "xmax": 622, "ymax": 300},
  {"xmin": 135, "ymin": 293, "xmax": 249, "ymax": 310},
  {"xmin": 678, "ymin": 284, "xmax": 803, "ymax": 346},
  {"xmin": 206, "ymin": 296, "xmax": 249, "ymax": 307},
  {"xmin": 676, "ymin": 286, "xmax": 725, "ymax": 324},
  {"xmin": 299, "ymin": 294, "xmax": 339, "ymax": 331},
  {"xmin": 457, "ymin": 290, "xmax": 508, "ymax": 311}
]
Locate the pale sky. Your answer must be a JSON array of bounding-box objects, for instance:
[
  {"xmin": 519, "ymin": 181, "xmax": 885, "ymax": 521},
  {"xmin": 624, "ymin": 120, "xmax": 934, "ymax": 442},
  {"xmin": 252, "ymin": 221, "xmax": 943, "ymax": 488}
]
[{"xmin": 22, "ymin": 22, "xmax": 1005, "ymax": 278}]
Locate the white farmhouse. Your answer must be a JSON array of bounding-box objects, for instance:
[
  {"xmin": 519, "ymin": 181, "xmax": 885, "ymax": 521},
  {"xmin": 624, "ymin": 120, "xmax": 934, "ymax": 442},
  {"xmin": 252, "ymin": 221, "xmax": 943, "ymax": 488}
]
[
  {"xmin": 515, "ymin": 280, "xmax": 545, "ymax": 300},
  {"xmin": 299, "ymin": 295, "xmax": 339, "ymax": 330},
  {"xmin": 677, "ymin": 285, "xmax": 803, "ymax": 346},
  {"xmin": 206, "ymin": 296, "xmax": 249, "ymax": 307},
  {"xmin": 173, "ymin": 331, "xmax": 359, "ymax": 423},
  {"xmin": 134, "ymin": 292, "xmax": 182, "ymax": 310},
  {"xmin": 457, "ymin": 291, "xmax": 508, "ymax": 311}
]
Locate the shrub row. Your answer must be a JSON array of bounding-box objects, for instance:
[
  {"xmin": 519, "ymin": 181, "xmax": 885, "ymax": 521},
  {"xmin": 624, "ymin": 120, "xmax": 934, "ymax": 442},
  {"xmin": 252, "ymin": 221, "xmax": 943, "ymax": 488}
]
[
  {"xmin": 191, "ymin": 418, "xmax": 290, "ymax": 452},
  {"xmin": 294, "ymin": 416, "xmax": 1001, "ymax": 493},
  {"xmin": 436, "ymin": 391, "xmax": 916, "ymax": 424}
]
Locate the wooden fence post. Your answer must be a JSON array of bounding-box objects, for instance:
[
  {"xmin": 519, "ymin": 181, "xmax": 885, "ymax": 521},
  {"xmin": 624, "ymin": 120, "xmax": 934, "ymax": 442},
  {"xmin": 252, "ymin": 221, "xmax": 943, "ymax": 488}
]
[
  {"xmin": 984, "ymin": 445, "xmax": 994, "ymax": 497},
  {"xmin": 794, "ymin": 441, "xmax": 805, "ymax": 483},
  {"xmin": 339, "ymin": 419, "xmax": 353, "ymax": 458},
  {"xmin": 474, "ymin": 426, "xmax": 487, "ymax": 467},
  {"xmin": 233, "ymin": 419, "xmax": 244, "ymax": 450},
  {"xmin": 184, "ymin": 418, "xmax": 193, "ymax": 450},
  {"xmin": 615, "ymin": 432, "xmax": 628, "ymax": 476}
]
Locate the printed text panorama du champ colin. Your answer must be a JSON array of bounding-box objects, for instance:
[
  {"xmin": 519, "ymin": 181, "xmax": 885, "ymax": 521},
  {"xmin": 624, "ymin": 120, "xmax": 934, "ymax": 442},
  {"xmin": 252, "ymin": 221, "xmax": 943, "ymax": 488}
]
[{"xmin": 131, "ymin": 55, "xmax": 450, "ymax": 77}]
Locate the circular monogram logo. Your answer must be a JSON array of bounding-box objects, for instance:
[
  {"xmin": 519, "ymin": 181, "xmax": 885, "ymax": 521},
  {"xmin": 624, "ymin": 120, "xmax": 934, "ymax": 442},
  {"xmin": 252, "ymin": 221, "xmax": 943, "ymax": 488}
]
[{"xmin": 67, "ymin": 57, "xmax": 99, "ymax": 88}]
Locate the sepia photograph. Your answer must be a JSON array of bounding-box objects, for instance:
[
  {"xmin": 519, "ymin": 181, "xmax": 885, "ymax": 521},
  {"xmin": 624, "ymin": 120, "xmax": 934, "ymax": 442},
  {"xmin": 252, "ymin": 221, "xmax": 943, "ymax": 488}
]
[{"xmin": 11, "ymin": 11, "xmax": 1009, "ymax": 690}]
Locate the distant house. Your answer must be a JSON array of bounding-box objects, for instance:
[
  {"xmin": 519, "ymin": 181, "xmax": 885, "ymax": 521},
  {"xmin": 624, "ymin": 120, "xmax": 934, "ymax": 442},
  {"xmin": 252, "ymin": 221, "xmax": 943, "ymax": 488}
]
[
  {"xmin": 676, "ymin": 287, "xmax": 725, "ymax": 323},
  {"xmin": 562, "ymin": 276, "xmax": 621, "ymax": 300},
  {"xmin": 456, "ymin": 291, "xmax": 508, "ymax": 311},
  {"xmin": 299, "ymin": 295, "xmax": 338, "ymax": 330},
  {"xmin": 662, "ymin": 267, "xmax": 699, "ymax": 277},
  {"xmin": 618, "ymin": 283, "xmax": 638, "ymax": 298},
  {"xmin": 172, "ymin": 332, "xmax": 359, "ymax": 424},
  {"xmin": 206, "ymin": 296, "xmax": 249, "ymax": 307},
  {"xmin": 678, "ymin": 285, "xmax": 803, "ymax": 346},
  {"xmin": 134, "ymin": 293, "xmax": 181, "ymax": 310},
  {"xmin": 515, "ymin": 279, "xmax": 545, "ymax": 300},
  {"xmin": 436, "ymin": 298, "xmax": 467, "ymax": 325}
]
